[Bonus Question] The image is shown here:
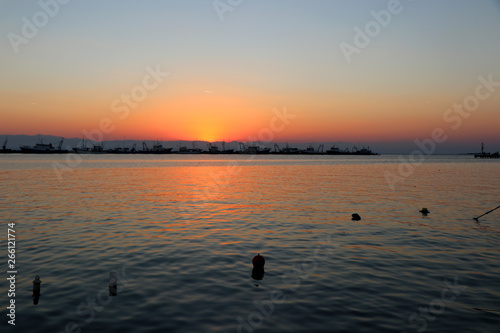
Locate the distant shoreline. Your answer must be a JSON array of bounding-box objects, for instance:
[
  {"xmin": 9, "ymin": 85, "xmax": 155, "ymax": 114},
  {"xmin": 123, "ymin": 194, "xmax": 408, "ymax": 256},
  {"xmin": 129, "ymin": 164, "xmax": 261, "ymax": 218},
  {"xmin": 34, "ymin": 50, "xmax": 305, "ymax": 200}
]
[{"xmin": 1, "ymin": 134, "xmax": 498, "ymax": 156}]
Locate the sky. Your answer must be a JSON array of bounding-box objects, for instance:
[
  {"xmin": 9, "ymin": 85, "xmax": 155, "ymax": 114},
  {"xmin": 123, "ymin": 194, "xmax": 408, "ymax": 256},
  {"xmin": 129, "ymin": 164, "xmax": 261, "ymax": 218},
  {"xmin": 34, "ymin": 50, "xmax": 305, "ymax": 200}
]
[{"xmin": 1, "ymin": 0, "xmax": 499, "ymax": 152}]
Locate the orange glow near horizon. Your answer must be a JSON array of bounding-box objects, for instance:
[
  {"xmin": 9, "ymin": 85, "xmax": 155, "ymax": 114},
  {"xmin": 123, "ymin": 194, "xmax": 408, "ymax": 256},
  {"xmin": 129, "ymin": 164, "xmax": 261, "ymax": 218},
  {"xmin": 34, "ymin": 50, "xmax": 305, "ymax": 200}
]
[
  {"xmin": 117, "ymin": 88, "xmax": 276, "ymax": 142},
  {"xmin": 2, "ymin": 83, "xmax": 500, "ymax": 145}
]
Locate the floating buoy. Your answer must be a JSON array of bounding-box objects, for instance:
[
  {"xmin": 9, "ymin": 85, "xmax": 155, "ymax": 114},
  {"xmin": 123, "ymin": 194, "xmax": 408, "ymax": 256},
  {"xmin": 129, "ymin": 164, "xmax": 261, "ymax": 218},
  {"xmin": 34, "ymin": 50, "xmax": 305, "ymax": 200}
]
[
  {"xmin": 109, "ymin": 272, "xmax": 117, "ymax": 296},
  {"xmin": 419, "ymin": 208, "xmax": 430, "ymax": 216},
  {"xmin": 252, "ymin": 254, "xmax": 265, "ymax": 269},
  {"xmin": 251, "ymin": 254, "xmax": 265, "ymax": 280},
  {"xmin": 33, "ymin": 275, "xmax": 41, "ymax": 292},
  {"xmin": 352, "ymin": 213, "xmax": 361, "ymax": 221},
  {"xmin": 33, "ymin": 275, "xmax": 41, "ymax": 305}
]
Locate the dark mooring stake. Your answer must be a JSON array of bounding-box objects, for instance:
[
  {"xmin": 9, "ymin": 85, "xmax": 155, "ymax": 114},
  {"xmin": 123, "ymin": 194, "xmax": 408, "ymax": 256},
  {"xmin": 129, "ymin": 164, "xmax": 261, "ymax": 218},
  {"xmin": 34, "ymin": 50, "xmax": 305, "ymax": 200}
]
[{"xmin": 473, "ymin": 205, "xmax": 500, "ymax": 221}]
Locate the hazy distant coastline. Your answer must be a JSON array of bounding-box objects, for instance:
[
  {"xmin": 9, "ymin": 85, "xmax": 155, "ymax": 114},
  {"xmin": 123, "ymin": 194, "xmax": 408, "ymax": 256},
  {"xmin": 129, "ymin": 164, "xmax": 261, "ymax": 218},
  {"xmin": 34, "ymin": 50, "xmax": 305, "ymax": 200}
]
[{"xmin": 0, "ymin": 134, "xmax": 495, "ymax": 155}]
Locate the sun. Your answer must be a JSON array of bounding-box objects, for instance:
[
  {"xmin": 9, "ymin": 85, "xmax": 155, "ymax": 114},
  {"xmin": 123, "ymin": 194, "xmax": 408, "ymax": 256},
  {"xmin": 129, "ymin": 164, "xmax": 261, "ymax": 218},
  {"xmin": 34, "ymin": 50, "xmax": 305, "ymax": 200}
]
[
  {"xmin": 195, "ymin": 128, "xmax": 224, "ymax": 143},
  {"xmin": 184, "ymin": 122, "xmax": 227, "ymax": 143}
]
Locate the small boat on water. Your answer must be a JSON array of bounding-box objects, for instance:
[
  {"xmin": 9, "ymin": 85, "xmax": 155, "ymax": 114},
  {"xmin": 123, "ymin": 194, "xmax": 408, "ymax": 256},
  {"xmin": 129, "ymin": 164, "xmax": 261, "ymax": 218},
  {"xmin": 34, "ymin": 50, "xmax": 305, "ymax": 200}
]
[
  {"xmin": 239, "ymin": 143, "xmax": 271, "ymax": 154},
  {"xmin": 20, "ymin": 138, "xmax": 69, "ymax": 154},
  {"xmin": 73, "ymin": 138, "xmax": 93, "ymax": 154},
  {"xmin": 0, "ymin": 148, "xmax": 15, "ymax": 154},
  {"xmin": 178, "ymin": 146, "xmax": 202, "ymax": 154},
  {"xmin": 474, "ymin": 143, "xmax": 499, "ymax": 159},
  {"xmin": 142, "ymin": 142, "xmax": 173, "ymax": 154},
  {"xmin": 302, "ymin": 144, "xmax": 324, "ymax": 154},
  {"xmin": 0, "ymin": 137, "xmax": 17, "ymax": 153},
  {"xmin": 274, "ymin": 143, "xmax": 301, "ymax": 154},
  {"xmin": 207, "ymin": 143, "xmax": 220, "ymax": 154},
  {"xmin": 108, "ymin": 147, "xmax": 132, "ymax": 154},
  {"xmin": 351, "ymin": 146, "xmax": 379, "ymax": 155},
  {"xmin": 220, "ymin": 141, "xmax": 235, "ymax": 154},
  {"xmin": 326, "ymin": 145, "xmax": 378, "ymax": 155},
  {"xmin": 207, "ymin": 142, "xmax": 235, "ymax": 154},
  {"xmin": 326, "ymin": 144, "xmax": 350, "ymax": 155},
  {"xmin": 177, "ymin": 142, "xmax": 202, "ymax": 154},
  {"xmin": 151, "ymin": 144, "xmax": 173, "ymax": 154},
  {"xmin": 90, "ymin": 143, "xmax": 105, "ymax": 154}
]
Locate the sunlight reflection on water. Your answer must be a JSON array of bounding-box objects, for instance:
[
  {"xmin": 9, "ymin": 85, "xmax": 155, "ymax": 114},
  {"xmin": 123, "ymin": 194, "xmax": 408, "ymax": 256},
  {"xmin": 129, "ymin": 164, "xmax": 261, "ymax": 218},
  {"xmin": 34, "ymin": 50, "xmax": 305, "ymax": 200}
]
[{"xmin": 0, "ymin": 155, "xmax": 499, "ymax": 332}]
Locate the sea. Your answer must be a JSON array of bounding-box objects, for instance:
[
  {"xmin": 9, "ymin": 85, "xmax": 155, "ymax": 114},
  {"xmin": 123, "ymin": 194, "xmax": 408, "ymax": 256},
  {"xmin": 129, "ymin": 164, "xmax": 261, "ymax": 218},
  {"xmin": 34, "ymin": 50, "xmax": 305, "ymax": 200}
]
[{"xmin": 0, "ymin": 154, "xmax": 499, "ymax": 333}]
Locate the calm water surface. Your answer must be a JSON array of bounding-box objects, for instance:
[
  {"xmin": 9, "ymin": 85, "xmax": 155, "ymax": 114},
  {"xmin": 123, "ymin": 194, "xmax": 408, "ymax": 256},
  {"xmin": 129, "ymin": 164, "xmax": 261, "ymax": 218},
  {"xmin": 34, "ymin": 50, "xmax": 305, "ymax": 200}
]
[{"xmin": 0, "ymin": 154, "xmax": 499, "ymax": 332}]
